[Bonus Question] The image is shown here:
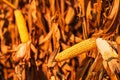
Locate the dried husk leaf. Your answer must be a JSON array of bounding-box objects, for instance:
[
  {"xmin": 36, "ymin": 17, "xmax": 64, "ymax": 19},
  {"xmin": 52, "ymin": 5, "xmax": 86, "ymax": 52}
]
[
  {"xmin": 65, "ymin": 7, "xmax": 75, "ymax": 24},
  {"xmin": 103, "ymin": 0, "xmax": 119, "ymax": 33},
  {"xmin": 12, "ymin": 41, "xmax": 31, "ymax": 63},
  {"xmin": 96, "ymin": 38, "xmax": 120, "ymax": 74}
]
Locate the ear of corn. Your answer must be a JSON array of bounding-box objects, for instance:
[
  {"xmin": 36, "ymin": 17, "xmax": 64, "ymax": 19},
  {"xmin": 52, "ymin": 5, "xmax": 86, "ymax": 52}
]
[
  {"xmin": 14, "ymin": 10, "xmax": 29, "ymax": 43},
  {"xmin": 55, "ymin": 38, "xmax": 96, "ymax": 62}
]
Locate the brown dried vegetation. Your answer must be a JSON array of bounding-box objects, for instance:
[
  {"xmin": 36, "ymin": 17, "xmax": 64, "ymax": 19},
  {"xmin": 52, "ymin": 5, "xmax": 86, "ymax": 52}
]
[{"xmin": 0, "ymin": 0, "xmax": 120, "ymax": 80}]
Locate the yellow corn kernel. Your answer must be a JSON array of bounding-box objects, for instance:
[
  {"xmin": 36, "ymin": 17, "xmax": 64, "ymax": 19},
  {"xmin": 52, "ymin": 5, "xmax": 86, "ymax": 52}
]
[
  {"xmin": 14, "ymin": 10, "xmax": 29, "ymax": 43},
  {"xmin": 55, "ymin": 38, "xmax": 96, "ymax": 62}
]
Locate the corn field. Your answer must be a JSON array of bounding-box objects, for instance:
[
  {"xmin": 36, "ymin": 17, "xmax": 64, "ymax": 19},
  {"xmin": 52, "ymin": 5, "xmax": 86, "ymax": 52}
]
[{"xmin": 0, "ymin": 0, "xmax": 120, "ymax": 80}]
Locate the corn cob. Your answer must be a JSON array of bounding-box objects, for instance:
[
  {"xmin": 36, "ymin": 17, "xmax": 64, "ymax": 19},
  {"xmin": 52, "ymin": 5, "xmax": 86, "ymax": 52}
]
[
  {"xmin": 14, "ymin": 10, "xmax": 29, "ymax": 43},
  {"xmin": 55, "ymin": 38, "xmax": 96, "ymax": 62}
]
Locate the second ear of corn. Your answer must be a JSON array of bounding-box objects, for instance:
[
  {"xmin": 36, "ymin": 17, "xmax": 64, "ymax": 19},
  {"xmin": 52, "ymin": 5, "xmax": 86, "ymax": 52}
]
[
  {"xmin": 14, "ymin": 10, "xmax": 29, "ymax": 43},
  {"xmin": 55, "ymin": 38, "xmax": 96, "ymax": 62}
]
